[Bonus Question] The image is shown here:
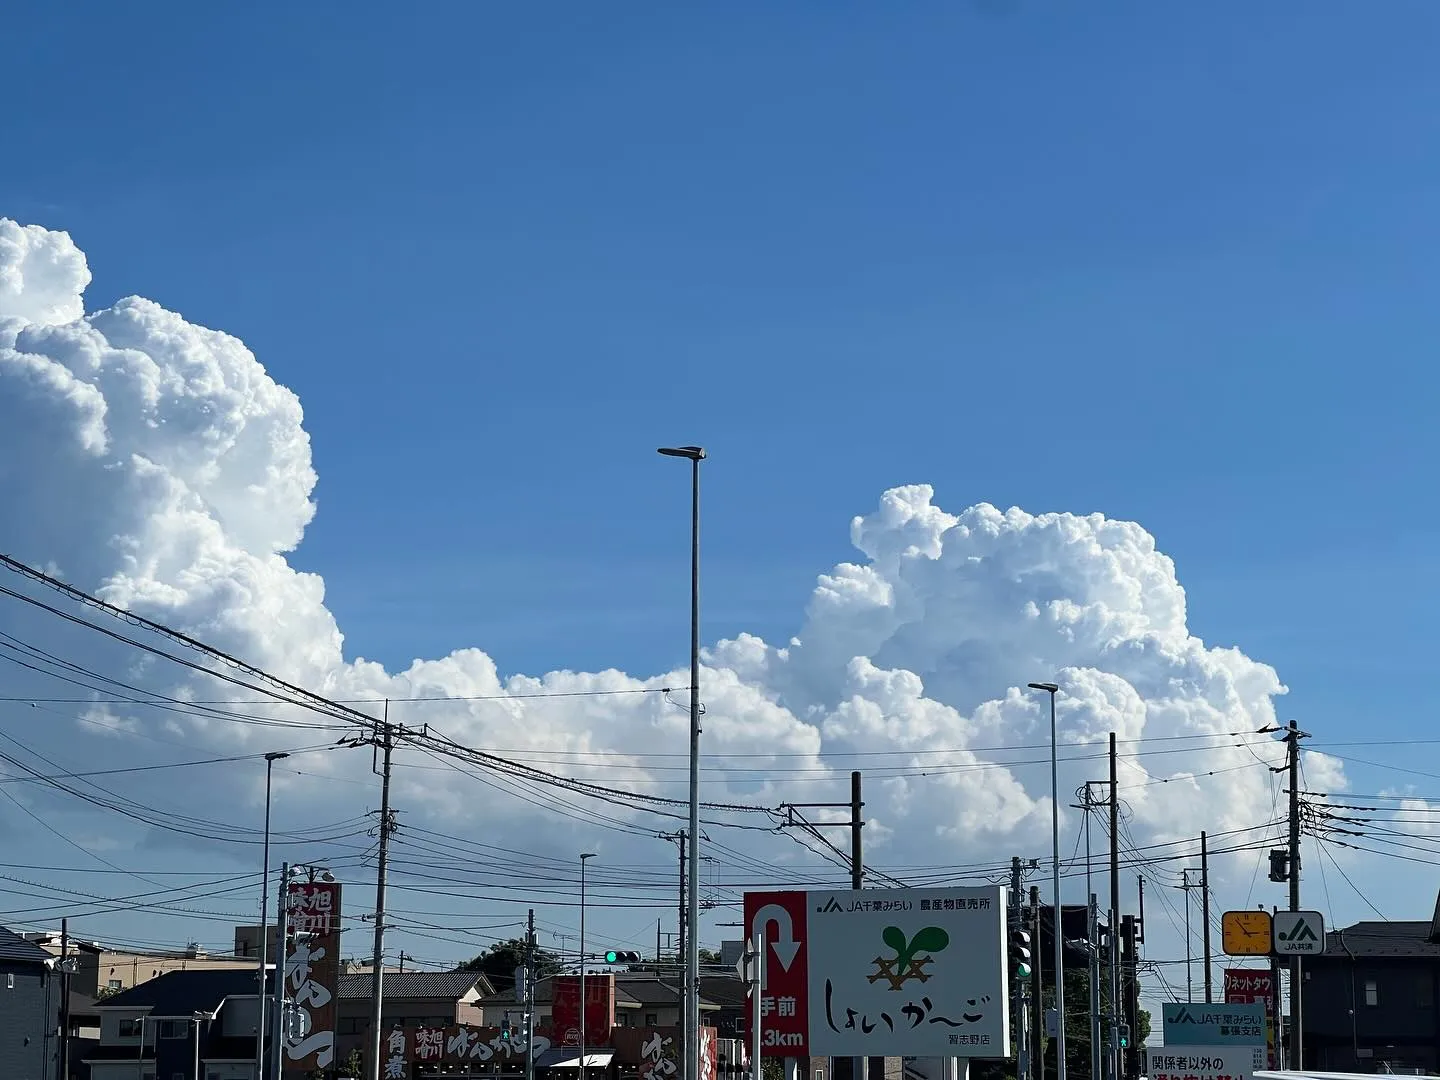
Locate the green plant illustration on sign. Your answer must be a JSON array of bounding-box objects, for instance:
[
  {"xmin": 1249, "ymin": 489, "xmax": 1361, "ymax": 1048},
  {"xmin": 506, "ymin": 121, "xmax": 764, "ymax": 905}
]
[{"xmin": 868, "ymin": 925, "xmax": 951, "ymax": 990}]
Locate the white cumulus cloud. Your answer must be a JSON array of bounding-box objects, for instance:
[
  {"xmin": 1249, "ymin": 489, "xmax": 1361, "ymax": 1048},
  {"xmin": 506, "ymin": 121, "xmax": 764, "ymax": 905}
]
[{"xmin": 0, "ymin": 219, "xmax": 1354, "ymax": 980}]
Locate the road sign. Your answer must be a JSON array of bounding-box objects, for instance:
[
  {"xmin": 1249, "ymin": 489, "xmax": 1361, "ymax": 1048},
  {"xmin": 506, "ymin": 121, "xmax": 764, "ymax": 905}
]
[
  {"xmin": 1161, "ymin": 1003, "xmax": 1266, "ymax": 1047},
  {"xmin": 743, "ymin": 891, "xmax": 810, "ymax": 1057},
  {"xmin": 1148, "ymin": 1045, "xmax": 1266, "ymax": 1080},
  {"xmin": 1221, "ymin": 910, "xmax": 1272, "ymax": 957},
  {"xmin": 805, "ymin": 885, "xmax": 1010, "ymax": 1059},
  {"xmin": 1272, "ymin": 911, "xmax": 1326, "ymax": 954}
]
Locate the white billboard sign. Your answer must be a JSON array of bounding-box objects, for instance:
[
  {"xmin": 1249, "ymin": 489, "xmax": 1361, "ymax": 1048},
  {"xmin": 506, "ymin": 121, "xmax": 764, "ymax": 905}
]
[
  {"xmin": 805, "ymin": 885, "xmax": 1009, "ymax": 1058},
  {"xmin": 1148, "ymin": 1044, "xmax": 1266, "ymax": 1080}
]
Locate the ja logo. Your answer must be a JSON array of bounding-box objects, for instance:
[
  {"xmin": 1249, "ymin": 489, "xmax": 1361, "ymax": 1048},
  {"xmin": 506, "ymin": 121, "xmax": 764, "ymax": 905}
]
[{"xmin": 1171, "ymin": 1006, "xmax": 1197, "ymax": 1025}]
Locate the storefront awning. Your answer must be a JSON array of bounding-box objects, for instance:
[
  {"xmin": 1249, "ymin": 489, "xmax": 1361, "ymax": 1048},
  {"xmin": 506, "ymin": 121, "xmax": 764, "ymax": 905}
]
[{"xmin": 538, "ymin": 1050, "xmax": 617, "ymax": 1069}]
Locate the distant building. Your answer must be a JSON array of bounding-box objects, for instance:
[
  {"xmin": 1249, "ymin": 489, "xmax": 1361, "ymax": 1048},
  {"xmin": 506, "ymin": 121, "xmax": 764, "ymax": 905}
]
[
  {"xmin": 0, "ymin": 925, "xmax": 61, "ymax": 1080},
  {"xmin": 334, "ymin": 970, "xmax": 496, "ymax": 1064},
  {"xmin": 1303, "ymin": 888, "xmax": 1440, "ymax": 1073},
  {"xmin": 23, "ymin": 932, "xmax": 256, "ymax": 998}
]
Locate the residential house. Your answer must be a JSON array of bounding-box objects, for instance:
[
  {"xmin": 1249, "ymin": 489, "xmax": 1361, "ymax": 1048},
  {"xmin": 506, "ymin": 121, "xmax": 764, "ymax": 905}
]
[
  {"xmin": 65, "ymin": 992, "xmax": 102, "ymax": 1080},
  {"xmin": 0, "ymin": 924, "xmax": 61, "ymax": 1080},
  {"xmin": 24, "ymin": 933, "xmax": 256, "ymax": 998},
  {"xmin": 84, "ymin": 968, "xmax": 273, "ymax": 1080},
  {"xmin": 1302, "ymin": 889, "xmax": 1440, "ymax": 1074},
  {"xmin": 334, "ymin": 970, "xmax": 496, "ymax": 1066}
]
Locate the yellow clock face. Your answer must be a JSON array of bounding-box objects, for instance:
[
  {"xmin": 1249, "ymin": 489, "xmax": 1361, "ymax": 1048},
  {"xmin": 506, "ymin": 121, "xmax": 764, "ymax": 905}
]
[{"xmin": 1222, "ymin": 910, "xmax": 1273, "ymax": 956}]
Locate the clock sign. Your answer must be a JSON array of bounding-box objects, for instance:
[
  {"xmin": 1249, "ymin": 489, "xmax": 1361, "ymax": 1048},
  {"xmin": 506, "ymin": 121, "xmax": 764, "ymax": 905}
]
[{"xmin": 1221, "ymin": 910, "xmax": 1274, "ymax": 957}]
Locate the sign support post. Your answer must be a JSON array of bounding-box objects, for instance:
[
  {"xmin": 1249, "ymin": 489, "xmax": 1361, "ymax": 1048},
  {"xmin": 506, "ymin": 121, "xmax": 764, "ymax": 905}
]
[{"xmin": 747, "ymin": 936, "xmax": 765, "ymax": 1080}]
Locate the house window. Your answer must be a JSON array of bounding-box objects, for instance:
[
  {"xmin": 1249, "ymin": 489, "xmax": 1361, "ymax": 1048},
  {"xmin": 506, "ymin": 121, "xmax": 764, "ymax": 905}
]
[
  {"xmin": 645, "ymin": 1013, "xmax": 658, "ymax": 1026},
  {"xmin": 1365, "ymin": 980, "xmax": 1379, "ymax": 1007},
  {"xmin": 159, "ymin": 1020, "xmax": 187, "ymax": 1039},
  {"xmin": 107, "ymin": 978, "xmax": 122, "ymax": 990},
  {"xmin": 118, "ymin": 1018, "xmax": 143, "ymax": 1038}
]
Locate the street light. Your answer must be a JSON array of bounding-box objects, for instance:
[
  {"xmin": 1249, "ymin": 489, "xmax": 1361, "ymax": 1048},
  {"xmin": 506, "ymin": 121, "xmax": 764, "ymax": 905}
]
[
  {"xmin": 1028, "ymin": 681, "xmax": 1066, "ymax": 1080},
  {"xmin": 657, "ymin": 444, "xmax": 705, "ymax": 1080},
  {"xmin": 579, "ymin": 852, "xmax": 597, "ymax": 1080},
  {"xmin": 256, "ymin": 751, "xmax": 289, "ymax": 1080}
]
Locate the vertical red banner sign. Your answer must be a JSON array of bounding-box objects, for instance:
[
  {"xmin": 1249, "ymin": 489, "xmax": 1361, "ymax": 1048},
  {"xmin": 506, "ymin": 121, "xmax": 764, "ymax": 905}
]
[
  {"xmin": 742, "ymin": 891, "xmax": 810, "ymax": 1057},
  {"xmin": 552, "ymin": 974, "xmax": 616, "ymax": 1047},
  {"xmin": 284, "ymin": 881, "xmax": 341, "ymax": 1074},
  {"xmin": 1224, "ymin": 967, "xmax": 1276, "ymax": 1068}
]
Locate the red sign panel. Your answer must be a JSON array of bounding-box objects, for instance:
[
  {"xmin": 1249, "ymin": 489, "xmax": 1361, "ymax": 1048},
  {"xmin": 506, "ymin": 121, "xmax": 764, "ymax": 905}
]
[
  {"xmin": 743, "ymin": 891, "xmax": 810, "ymax": 1057},
  {"xmin": 1224, "ymin": 967, "xmax": 1276, "ymax": 1068},
  {"xmin": 283, "ymin": 882, "xmax": 341, "ymax": 1074},
  {"xmin": 552, "ymin": 974, "xmax": 616, "ymax": 1047}
]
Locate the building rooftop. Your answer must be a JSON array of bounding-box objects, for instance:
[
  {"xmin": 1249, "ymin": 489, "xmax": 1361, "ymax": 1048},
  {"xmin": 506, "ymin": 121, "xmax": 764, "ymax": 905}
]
[
  {"xmin": 337, "ymin": 970, "xmax": 491, "ymax": 1001},
  {"xmin": 1326, "ymin": 921, "xmax": 1440, "ymax": 959},
  {"xmin": 0, "ymin": 924, "xmax": 54, "ymax": 965},
  {"xmin": 478, "ymin": 972, "xmax": 732, "ymax": 1009},
  {"xmin": 96, "ymin": 968, "xmax": 272, "ymax": 1014}
]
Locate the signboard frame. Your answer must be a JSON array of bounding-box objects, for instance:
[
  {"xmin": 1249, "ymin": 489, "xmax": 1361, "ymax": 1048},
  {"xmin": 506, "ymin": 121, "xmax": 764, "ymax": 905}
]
[
  {"xmin": 282, "ymin": 880, "xmax": 341, "ymax": 1074},
  {"xmin": 1161, "ymin": 1003, "xmax": 1267, "ymax": 1047},
  {"xmin": 803, "ymin": 885, "xmax": 1010, "ymax": 1059},
  {"xmin": 1272, "ymin": 910, "xmax": 1326, "ymax": 955}
]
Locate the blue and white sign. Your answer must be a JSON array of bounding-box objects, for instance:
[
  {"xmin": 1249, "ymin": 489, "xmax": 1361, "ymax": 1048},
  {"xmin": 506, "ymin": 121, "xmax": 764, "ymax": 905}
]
[{"xmin": 1161, "ymin": 1003, "xmax": 1267, "ymax": 1047}]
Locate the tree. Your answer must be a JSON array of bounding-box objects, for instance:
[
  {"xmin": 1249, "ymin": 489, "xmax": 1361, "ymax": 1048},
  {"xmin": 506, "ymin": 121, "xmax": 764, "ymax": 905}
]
[{"xmin": 460, "ymin": 937, "xmax": 564, "ymax": 992}]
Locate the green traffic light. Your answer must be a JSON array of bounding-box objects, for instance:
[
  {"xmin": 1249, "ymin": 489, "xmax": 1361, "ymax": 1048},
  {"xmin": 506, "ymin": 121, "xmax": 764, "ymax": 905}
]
[
  {"xmin": 1016, "ymin": 963, "xmax": 1032, "ymax": 980},
  {"xmin": 605, "ymin": 951, "xmax": 619, "ymax": 963}
]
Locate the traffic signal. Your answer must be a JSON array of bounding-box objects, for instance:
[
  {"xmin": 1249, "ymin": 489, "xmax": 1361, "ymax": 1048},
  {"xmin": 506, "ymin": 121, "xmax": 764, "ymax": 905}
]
[
  {"xmin": 1010, "ymin": 928, "xmax": 1032, "ymax": 980},
  {"xmin": 1268, "ymin": 850, "xmax": 1290, "ymax": 883},
  {"xmin": 501, "ymin": 1015, "xmax": 511, "ymax": 1042},
  {"xmin": 604, "ymin": 950, "xmax": 642, "ymax": 964},
  {"xmin": 1117, "ymin": 1024, "xmax": 1130, "ymax": 1049}
]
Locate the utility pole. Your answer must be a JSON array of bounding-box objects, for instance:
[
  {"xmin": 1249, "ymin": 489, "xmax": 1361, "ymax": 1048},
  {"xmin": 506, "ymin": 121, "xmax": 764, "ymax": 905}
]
[
  {"xmin": 660, "ymin": 832, "xmax": 687, "ymax": 968},
  {"xmin": 1200, "ymin": 831, "xmax": 1212, "ymax": 1004},
  {"xmin": 59, "ymin": 917, "xmax": 70, "ymax": 1080},
  {"xmin": 1030, "ymin": 885, "xmax": 1043, "ymax": 1080},
  {"xmin": 525, "ymin": 908, "xmax": 537, "ymax": 1080},
  {"xmin": 1108, "ymin": 733, "xmax": 1121, "ymax": 1080},
  {"xmin": 1088, "ymin": 893, "xmax": 1101, "ymax": 1080},
  {"xmin": 851, "ymin": 771, "xmax": 863, "ymax": 890},
  {"xmin": 1180, "ymin": 870, "xmax": 1197, "ymax": 1001},
  {"xmin": 367, "ymin": 716, "xmax": 396, "ymax": 1080},
  {"xmin": 1286, "ymin": 720, "xmax": 1307, "ymax": 1069},
  {"xmin": 270, "ymin": 862, "xmax": 289, "ymax": 1080},
  {"xmin": 1011, "ymin": 857, "xmax": 1029, "ymax": 1080}
]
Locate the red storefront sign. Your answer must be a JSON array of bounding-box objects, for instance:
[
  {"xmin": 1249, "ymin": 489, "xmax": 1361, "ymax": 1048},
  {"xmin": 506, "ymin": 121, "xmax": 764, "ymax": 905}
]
[
  {"xmin": 742, "ymin": 891, "xmax": 810, "ymax": 1057},
  {"xmin": 552, "ymin": 974, "xmax": 616, "ymax": 1046},
  {"xmin": 283, "ymin": 881, "xmax": 341, "ymax": 1074},
  {"xmin": 1224, "ymin": 967, "xmax": 1276, "ymax": 1068}
]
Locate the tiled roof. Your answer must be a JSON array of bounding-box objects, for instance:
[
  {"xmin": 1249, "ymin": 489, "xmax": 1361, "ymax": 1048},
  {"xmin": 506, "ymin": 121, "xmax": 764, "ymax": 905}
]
[
  {"xmin": 0, "ymin": 924, "xmax": 53, "ymax": 965},
  {"xmin": 1325, "ymin": 921, "xmax": 1440, "ymax": 959},
  {"xmin": 96, "ymin": 968, "xmax": 271, "ymax": 1014},
  {"xmin": 338, "ymin": 970, "xmax": 488, "ymax": 1001}
]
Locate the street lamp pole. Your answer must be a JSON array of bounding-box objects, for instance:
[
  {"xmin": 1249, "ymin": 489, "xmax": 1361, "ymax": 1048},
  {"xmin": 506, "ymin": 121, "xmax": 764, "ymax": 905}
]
[
  {"xmin": 580, "ymin": 852, "xmax": 597, "ymax": 1080},
  {"xmin": 1029, "ymin": 682, "xmax": 1066, "ymax": 1080},
  {"xmin": 658, "ymin": 444, "xmax": 705, "ymax": 1080},
  {"xmin": 256, "ymin": 751, "xmax": 289, "ymax": 1080}
]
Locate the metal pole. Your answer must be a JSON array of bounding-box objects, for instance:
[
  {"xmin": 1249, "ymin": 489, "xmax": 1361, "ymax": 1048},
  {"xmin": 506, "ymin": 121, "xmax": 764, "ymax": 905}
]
[
  {"xmin": 687, "ymin": 452, "xmax": 703, "ymax": 1080},
  {"xmin": 1288, "ymin": 721, "xmax": 1303, "ymax": 1070},
  {"xmin": 1200, "ymin": 832, "xmax": 1212, "ymax": 1004},
  {"xmin": 270, "ymin": 863, "xmax": 288, "ymax": 1080},
  {"xmin": 852, "ymin": 770, "xmax": 868, "ymax": 1080},
  {"xmin": 194, "ymin": 1016, "xmax": 201, "ymax": 1080},
  {"xmin": 526, "ymin": 909, "xmax": 537, "ymax": 1080},
  {"xmin": 60, "ymin": 918, "xmax": 70, "ymax": 1080},
  {"xmin": 1029, "ymin": 886, "xmax": 1043, "ymax": 1080},
  {"xmin": 257, "ymin": 751, "xmax": 287, "ymax": 1079},
  {"xmin": 750, "ymin": 938, "xmax": 764, "ymax": 1080},
  {"xmin": 1011, "ymin": 857, "xmax": 1029, "ymax": 1080},
  {"xmin": 368, "ymin": 716, "xmax": 394, "ymax": 1080},
  {"xmin": 581, "ymin": 853, "xmax": 595, "ymax": 1080},
  {"xmin": 1088, "ymin": 895, "xmax": 1100, "ymax": 1080},
  {"xmin": 1108, "ymin": 734, "xmax": 1120, "ymax": 1080},
  {"xmin": 1036, "ymin": 685, "xmax": 1067, "ymax": 1080},
  {"xmin": 660, "ymin": 444, "xmax": 706, "ymax": 1080}
]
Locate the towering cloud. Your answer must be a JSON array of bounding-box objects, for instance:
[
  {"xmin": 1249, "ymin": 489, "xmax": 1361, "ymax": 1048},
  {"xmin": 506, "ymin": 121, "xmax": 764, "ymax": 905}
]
[{"xmin": 0, "ymin": 218, "xmax": 1331, "ymax": 895}]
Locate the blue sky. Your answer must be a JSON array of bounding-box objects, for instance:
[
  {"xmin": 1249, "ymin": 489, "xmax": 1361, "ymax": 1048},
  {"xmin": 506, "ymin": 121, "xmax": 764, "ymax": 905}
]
[{"xmin": 4, "ymin": 0, "xmax": 1440, "ymax": 981}]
